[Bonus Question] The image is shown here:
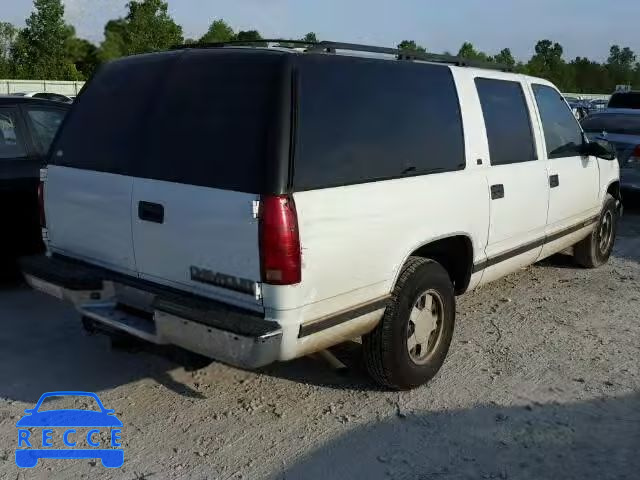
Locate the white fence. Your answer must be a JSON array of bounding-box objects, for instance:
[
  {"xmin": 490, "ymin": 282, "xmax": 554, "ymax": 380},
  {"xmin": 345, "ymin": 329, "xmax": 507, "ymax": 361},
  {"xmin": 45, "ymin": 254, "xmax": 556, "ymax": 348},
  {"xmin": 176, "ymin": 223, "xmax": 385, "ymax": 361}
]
[
  {"xmin": 563, "ymin": 92, "xmax": 610, "ymax": 101},
  {"xmin": 0, "ymin": 79, "xmax": 86, "ymax": 96}
]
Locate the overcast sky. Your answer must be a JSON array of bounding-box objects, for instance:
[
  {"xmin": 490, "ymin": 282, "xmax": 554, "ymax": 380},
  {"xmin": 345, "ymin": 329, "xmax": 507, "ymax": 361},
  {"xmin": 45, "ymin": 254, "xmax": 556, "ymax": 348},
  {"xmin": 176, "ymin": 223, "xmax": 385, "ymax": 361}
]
[{"xmin": 3, "ymin": 0, "xmax": 639, "ymax": 62}]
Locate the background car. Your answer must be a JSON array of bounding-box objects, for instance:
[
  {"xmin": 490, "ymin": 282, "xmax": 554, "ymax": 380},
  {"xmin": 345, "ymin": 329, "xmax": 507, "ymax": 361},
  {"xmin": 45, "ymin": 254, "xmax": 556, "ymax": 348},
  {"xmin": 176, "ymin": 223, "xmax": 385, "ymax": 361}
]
[
  {"xmin": 581, "ymin": 109, "xmax": 640, "ymax": 192},
  {"xmin": 564, "ymin": 96, "xmax": 589, "ymax": 119},
  {"xmin": 589, "ymin": 99, "xmax": 609, "ymax": 112},
  {"xmin": 607, "ymin": 90, "xmax": 640, "ymax": 110},
  {"xmin": 0, "ymin": 96, "xmax": 69, "ymax": 272},
  {"xmin": 11, "ymin": 91, "xmax": 74, "ymax": 104}
]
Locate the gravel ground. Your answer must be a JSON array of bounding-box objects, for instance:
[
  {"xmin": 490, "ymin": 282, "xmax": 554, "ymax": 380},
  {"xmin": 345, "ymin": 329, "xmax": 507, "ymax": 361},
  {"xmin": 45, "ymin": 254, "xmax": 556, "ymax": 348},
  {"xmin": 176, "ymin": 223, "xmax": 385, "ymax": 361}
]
[{"xmin": 1, "ymin": 201, "xmax": 639, "ymax": 480}]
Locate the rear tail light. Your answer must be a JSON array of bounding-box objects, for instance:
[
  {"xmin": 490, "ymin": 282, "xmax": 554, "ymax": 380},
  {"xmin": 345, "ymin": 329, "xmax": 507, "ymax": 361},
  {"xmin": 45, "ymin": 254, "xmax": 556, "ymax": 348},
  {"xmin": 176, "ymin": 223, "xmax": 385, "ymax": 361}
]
[
  {"xmin": 37, "ymin": 181, "xmax": 46, "ymax": 227},
  {"xmin": 259, "ymin": 195, "xmax": 301, "ymax": 285}
]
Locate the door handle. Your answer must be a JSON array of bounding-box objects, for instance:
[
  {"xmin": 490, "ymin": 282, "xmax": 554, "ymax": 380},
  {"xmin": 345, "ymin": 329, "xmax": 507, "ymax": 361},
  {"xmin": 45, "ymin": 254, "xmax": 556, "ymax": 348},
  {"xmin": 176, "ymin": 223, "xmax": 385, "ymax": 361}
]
[
  {"xmin": 490, "ymin": 184, "xmax": 504, "ymax": 200},
  {"xmin": 549, "ymin": 174, "xmax": 560, "ymax": 188},
  {"xmin": 138, "ymin": 201, "xmax": 164, "ymax": 224}
]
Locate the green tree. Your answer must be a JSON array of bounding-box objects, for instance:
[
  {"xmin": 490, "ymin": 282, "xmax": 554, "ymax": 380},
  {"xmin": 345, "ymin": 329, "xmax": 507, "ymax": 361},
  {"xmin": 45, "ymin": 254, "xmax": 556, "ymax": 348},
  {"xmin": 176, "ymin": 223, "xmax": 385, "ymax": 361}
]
[
  {"xmin": 301, "ymin": 32, "xmax": 318, "ymax": 43},
  {"xmin": 99, "ymin": 0, "xmax": 183, "ymax": 60},
  {"xmin": 494, "ymin": 48, "xmax": 515, "ymax": 67},
  {"xmin": 124, "ymin": 0, "xmax": 183, "ymax": 54},
  {"xmin": 98, "ymin": 19, "xmax": 127, "ymax": 62},
  {"xmin": 11, "ymin": 0, "xmax": 80, "ymax": 79},
  {"xmin": 457, "ymin": 42, "xmax": 490, "ymax": 62},
  {"xmin": 526, "ymin": 40, "xmax": 567, "ymax": 89},
  {"xmin": 235, "ymin": 30, "xmax": 265, "ymax": 46},
  {"xmin": 398, "ymin": 40, "xmax": 426, "ymax": 53},
  {"xmin": 199, "ymin": 19, "xmax": 235, "ymax": 44},
  {"xmin": 568, "ymin": 57, "xmax": 611, "ymax": 93},
  {"xmin": 607, "ymin": 45, "xmax": 636, "ymax": 87},
  {"xmin": 65, "ymin": 28, "xmax": 98, "ymax": 79},
  {"xmin": 0, "ymin": 22, "xmax": 18, "ymax": 77}
]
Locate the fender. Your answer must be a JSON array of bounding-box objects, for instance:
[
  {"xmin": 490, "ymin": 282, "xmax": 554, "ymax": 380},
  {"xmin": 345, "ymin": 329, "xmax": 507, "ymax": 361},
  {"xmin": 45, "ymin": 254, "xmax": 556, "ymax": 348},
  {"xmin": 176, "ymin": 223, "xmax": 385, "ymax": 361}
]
[{"xmin": 389, "ymin": 233, "xmax": 478, "ymax": 295}]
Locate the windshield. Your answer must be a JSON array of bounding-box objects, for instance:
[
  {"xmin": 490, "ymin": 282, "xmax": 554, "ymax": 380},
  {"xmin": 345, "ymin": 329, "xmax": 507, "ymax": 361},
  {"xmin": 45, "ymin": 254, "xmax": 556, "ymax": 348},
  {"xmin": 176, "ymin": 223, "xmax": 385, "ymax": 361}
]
[
  {"xmin": 581, "ymin": 114, "xmax": 640, "ymax": 135},
  {"xmin": 608, "ymin": 92, "xmax": 640, "ymax": 109}
]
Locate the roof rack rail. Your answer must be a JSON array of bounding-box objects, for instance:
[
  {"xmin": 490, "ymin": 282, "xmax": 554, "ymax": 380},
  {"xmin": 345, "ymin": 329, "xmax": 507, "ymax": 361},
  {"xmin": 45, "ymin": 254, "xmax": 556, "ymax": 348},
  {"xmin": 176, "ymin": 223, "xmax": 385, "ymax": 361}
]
[
  {"xmin": 171, "ymin": 39, "xmax": 513, "ymax": 72},
  {"xmin": 172, "ymin": 39, "xmax": 313, "ymax": 50}
]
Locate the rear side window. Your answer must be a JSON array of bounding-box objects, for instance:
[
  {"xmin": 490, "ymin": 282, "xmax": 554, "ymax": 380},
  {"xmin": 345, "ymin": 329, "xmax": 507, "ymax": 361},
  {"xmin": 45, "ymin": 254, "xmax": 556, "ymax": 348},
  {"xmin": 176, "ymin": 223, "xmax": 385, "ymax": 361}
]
[
  {"xmin": 293, "ymin": 55, "xmax": 465, "ymax": 190},
  {"xmin": 52, "ymin": 52, "xmax": 179, "ymax": 175},
  {"xmin": 25, "ymin": 108, "xmax": 67, "ymax": 155},
  {"xmin": 532, "ymin": 84, "xmax": 584, "ymax": 159},
  {"xmin": 475, "ymin": 78, "xmax": 537, "ymax": 166},
  {"xmin": 141, "ymin": 50, "xmax": 286, "ymax": 193},
  {"xmin": 0, "ymin": 109, "xmax": 27, "ymax": 159},
  {"xmin": 52, "ymin": 50, "xmax": 286, "ymax": 193},
  {"xmin": 608, "ymin": 92, "xmax": 640, "ymax": 109}
]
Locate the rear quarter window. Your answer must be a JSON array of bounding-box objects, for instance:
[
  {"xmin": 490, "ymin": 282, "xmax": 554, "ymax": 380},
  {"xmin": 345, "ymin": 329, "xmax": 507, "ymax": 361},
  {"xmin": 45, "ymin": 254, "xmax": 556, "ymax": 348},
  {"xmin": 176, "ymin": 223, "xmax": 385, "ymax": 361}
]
[{"xmin": 293, "ymin": 55, "xmax": 465, "ymax": 190}]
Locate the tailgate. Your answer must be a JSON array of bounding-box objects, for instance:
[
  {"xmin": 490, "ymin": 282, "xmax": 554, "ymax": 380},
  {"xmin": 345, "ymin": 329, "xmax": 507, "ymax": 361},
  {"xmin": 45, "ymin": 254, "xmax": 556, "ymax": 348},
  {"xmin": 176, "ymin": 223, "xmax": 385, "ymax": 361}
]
[{"xmin": 132, "ymin": 178, "xmax": 263, "ymax": 311}]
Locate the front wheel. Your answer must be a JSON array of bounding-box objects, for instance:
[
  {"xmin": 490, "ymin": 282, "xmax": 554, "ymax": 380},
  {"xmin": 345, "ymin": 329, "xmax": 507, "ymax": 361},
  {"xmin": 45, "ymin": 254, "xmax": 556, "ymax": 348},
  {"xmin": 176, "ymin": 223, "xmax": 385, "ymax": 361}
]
[
  {"xmin": 362, "ymin": 257, "xmax": 455, "ymax": 390},
  {"xmin": 574, "ymin": 194, "xmax": 618, "ymax": 268}
]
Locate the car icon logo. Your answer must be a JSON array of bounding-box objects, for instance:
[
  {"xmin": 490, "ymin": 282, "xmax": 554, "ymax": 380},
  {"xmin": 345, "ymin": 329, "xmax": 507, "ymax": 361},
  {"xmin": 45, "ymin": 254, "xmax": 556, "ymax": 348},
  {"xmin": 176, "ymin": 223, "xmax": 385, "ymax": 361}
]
[{"xmin": 15, "ymin": 391, "xmax": 124, "ymax": 468}]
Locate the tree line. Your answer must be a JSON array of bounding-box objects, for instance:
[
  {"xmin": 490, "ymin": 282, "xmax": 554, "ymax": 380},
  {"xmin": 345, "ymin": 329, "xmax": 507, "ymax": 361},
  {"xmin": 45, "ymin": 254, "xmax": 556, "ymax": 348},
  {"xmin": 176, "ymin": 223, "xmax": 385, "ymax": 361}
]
[{"xmin": 1, "ymin": 0, "xmax": 639, "ymax": 94}]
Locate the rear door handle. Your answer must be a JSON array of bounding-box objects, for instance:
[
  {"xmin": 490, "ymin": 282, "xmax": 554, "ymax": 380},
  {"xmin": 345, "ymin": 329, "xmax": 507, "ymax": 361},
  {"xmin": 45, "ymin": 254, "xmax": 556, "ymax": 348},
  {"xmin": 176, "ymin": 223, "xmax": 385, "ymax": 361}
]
[
  {"xmin": 138, "ymin": 201, "xmax": 164, "ymax": 224},
  {"xmin": 490, "ymin": 184, "xmax": 504, "ymax": 200},
  {"xmin": 549, "ymin": 174, "xmax": 560, "ymax": 188}
]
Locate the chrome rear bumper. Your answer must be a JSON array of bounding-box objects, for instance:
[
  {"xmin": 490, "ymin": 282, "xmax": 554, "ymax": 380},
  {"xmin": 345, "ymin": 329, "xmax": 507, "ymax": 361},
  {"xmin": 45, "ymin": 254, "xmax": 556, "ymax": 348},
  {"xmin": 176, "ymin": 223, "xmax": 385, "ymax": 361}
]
[{"xmin": 22, "ymin": 255, "xmax": 282, "ymax": 369}]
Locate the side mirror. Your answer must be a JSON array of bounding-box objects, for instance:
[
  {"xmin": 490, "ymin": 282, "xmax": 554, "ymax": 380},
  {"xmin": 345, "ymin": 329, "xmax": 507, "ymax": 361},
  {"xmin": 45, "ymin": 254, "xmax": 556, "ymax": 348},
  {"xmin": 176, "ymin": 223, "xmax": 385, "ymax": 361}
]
[{"xmin": 582, "ymin": 139, "xmax": 616, "ymax": 161}]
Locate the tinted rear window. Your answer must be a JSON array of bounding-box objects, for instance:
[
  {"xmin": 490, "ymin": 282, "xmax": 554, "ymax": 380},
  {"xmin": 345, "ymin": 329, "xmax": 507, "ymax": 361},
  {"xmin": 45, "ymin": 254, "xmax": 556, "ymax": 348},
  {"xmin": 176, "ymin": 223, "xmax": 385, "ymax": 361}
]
[
  {"xmin": 52, "ymin": 50, "xmax": 287, "ymax": 193},
  {"xmin": 608, "ymin": 92, "xmax": 640, "ymax": 109},
  {"xmin": 53, "ymin": 52, "xmax": 179, "ymax": 175},
  {"xmin": 293, "ymin": 55, "xmax": 465, "ymax": 190},
  {"xmin": 475, "ymin": 78, "xmax": 537, "ymax": 166},
  {"xmin": 581, "ymin": 114, "xmax": 640, "ymax": 135}
]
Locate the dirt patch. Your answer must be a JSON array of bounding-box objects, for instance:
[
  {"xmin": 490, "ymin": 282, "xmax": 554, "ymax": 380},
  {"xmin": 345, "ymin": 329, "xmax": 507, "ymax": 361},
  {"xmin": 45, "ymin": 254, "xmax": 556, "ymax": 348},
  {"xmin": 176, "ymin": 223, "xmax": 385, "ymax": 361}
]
[{"xmin": 1, "ymin": 209, "xmax": 639, "ymax": 480}]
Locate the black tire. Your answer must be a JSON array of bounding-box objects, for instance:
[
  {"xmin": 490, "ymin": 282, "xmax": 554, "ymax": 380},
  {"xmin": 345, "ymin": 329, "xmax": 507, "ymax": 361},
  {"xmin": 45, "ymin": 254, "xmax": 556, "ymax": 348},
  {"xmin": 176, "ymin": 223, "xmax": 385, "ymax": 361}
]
[
  {"xmin": 574, "ymin": 194, "xmax": 618, "ymax": 268},
  {"xmin": 362, "ymin": 257, "xmax": 455, "ymax": 390}
]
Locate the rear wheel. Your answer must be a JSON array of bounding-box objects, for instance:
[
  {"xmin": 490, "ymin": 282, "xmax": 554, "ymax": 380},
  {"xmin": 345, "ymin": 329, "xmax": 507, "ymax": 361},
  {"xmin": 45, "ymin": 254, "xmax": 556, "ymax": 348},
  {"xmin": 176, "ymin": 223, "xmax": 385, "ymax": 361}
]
[
  {"xmin": 574, "ymin": 194, "xmax": 618, "ymax": 268},
  {"xmin": 362, "ymin": 257, "xmax": 455, "ymax": 390}
]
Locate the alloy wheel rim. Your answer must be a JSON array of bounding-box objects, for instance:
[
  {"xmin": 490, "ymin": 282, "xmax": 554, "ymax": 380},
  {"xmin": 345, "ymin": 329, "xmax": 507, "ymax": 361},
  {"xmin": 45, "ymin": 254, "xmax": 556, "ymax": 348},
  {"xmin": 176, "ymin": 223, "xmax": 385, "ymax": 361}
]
[
  {"xmin": 407, "ymin": 289, "xmax": 444, "ymax": 365},
  {"xmin": 598, "ymin": 211, "xmax": 613, "ymax": 254}
]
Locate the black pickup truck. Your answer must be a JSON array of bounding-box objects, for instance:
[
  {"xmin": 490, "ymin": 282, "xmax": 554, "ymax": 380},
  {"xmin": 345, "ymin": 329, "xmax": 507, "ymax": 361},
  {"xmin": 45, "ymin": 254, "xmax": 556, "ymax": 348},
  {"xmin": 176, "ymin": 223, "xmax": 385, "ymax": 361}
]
[{"xmin": 0, "ymin": 96, "xmax": 69, "ymax": 269}]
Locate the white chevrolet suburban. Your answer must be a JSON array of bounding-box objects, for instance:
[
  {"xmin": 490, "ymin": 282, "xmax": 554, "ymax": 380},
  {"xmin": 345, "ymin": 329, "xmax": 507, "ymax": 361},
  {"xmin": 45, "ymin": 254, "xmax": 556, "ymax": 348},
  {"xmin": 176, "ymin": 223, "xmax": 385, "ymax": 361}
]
[{"xmin": 21, "ymin": 41, "xmax": 621, "ymax": 390}]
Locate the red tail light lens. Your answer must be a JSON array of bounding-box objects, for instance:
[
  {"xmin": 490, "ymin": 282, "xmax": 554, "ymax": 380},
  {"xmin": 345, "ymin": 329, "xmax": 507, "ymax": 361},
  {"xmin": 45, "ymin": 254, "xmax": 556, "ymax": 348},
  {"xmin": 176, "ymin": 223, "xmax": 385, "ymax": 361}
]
[
  {"xmin": 632, "ymin": 145, "xmax": 640, "ymax": 158},
  {"xmin": 37, "ymin": 181, "xmax": 46, "ymax": 227},
  {"xmin": 259, "ymin": 195, "xmax": 301, "ymax": 285}
]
